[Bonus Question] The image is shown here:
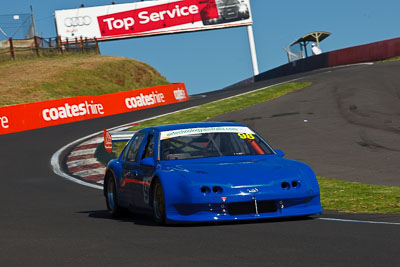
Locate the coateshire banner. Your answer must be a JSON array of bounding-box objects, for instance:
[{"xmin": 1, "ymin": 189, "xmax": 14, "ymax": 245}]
[
  {"xmin": 55, "ymin": 0, "xmax": 253, "ymax": 41},
  {"xmin": 0, "ymin": 83, "xmax": 188, "ymax": 135}
]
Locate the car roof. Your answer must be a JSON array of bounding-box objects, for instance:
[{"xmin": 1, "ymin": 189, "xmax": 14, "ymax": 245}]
[{"xmin": 145, "ymin": 122, "xmax": 246, "ymax": 132}]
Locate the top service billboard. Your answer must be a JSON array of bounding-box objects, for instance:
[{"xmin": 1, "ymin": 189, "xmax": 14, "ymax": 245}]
[{"xmin": 54, "ymin": 0, "xmax": 253, "ymax": 41}]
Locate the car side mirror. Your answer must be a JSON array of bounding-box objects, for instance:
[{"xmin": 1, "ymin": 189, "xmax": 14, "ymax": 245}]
[
  {"xmin": 275, "ymin": 149, "xmax": 285, "ymax": 157},
  {"xmin": 141, "ymin": 157, "xmax": 155, "ymax": 167}
]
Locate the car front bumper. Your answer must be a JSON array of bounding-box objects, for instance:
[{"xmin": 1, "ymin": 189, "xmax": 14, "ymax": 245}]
[{"xmin": 166, "ymin": 195, "xmax": 322, "ymax": 224}]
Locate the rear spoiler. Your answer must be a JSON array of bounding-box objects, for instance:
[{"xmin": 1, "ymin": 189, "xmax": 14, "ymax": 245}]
[
  {"xmin": 104, "ymin": 129, "xmax": 136, "ymax": 152},
  {"xmin": 108, "ymin": 131, "xmax": 136, "ymax": 141}
]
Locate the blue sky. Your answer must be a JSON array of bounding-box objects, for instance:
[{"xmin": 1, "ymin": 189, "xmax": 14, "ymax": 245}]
[{"xmin": 1, "ymin": 0, "xmax": 399, "ymax": 95}]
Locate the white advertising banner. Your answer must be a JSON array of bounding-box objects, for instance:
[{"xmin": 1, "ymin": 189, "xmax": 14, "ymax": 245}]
[{"xmin": 54, "ymin": 0, "xmax": 253, "ymax": 41}]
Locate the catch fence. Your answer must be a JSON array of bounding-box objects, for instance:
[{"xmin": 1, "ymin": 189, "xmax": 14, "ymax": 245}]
[{"xmin": 0, "ymin": 36, "xmax": 100, "ymax": 61}]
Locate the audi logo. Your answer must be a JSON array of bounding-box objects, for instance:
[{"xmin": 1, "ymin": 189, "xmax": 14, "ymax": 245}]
[{"xmin": 64, "ymin": 16, "xmax": 92, "ymax": 27}]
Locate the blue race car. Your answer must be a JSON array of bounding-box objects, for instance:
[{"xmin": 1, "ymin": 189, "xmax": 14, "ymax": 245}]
[{"xmin": 103, "ymin": 122, "xmax": 322, "ymax": 224}]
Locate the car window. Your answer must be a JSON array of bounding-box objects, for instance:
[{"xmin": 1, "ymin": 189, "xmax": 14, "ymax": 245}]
[
  {"xmin": 160, "ymin": 132, "xmax": 273, "ymax": 160},
  {"xmin": 125, "ymin": 134, "xmax": 144, "ymax": 162},
  {"xmin": 142, "ymin": 134, "xmax": 155, "ymax": 159}
]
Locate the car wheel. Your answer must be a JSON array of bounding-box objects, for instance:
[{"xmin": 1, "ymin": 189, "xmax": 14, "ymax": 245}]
[
  {"xmin": 106, "ymin": 176, "xmax": 121, "ymax": 217},
  {"xmin": 152, "ymin": 180, "xmax": 166, "ymax": 224}
]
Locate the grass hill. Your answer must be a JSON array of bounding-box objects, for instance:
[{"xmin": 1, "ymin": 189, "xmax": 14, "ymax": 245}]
[{"xmin": 0, "ymin": 54, "xmax": 169, "ymax": 107}]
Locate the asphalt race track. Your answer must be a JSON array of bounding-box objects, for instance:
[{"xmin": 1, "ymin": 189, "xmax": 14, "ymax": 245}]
[
  {"xmin": 213, "ymin": 61, "xmax": 400, "ymax": 186},
  {"xmin": 1, "ymin": 61, "xmax": 399, "ymax": 266}
]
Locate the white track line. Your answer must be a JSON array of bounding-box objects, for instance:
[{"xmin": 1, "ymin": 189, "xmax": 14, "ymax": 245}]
[
  {"xmin": 73, "ymin": 168, "xmax": 107, "ymax": 177},
  {"xmin": 69, "ymin": 148, "xmax": 97, "ymax": 157},
  {"xmin": 319, "ymin": 217, "xmax": 400, "ymax": 226},
  {"xmin": 81, "ymin": 137, "xmax": 104, "ymax": 145},
  {"xmin": 67, "ymin": 158, "xmax": 102, "ymax": 168}
]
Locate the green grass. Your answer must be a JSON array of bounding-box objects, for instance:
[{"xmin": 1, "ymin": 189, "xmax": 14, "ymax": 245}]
[
  {"xmin": 318, "ymin": 176, "xmax": 400, "ymax": 214},
  {"xmin": 127, "ymin": 82, "xmax": 311, "ymax": 131},
  {"xmin": 0, "ymin": 54, "xmax": 168, "ymax": 106},
  {"xmin": 33, "ymin": 59, "xmax": 168, "ymax": 99},
  {"xmin": 380, "ymin": 56, "xmax": 400, "ymax": 63},
  {"xmin": 102, "ymin": 81, "xmax": 400, "ymax": 214}
]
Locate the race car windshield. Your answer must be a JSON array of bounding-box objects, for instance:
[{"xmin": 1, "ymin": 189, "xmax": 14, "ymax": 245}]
[{"xmin": 160, "ymin": 131, "xmax": 273, "ymax": 160}]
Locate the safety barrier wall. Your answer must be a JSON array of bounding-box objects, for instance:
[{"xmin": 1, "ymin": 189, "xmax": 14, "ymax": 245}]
[
  {"xmin": 254, "ymin": 54, "xmax": 329, "ymax": 82},
  {"xmin": 328, "ymin": 37, "xmax": 400, "ymax": 66},
  {"xmin": 0, "ymin": 83, "xmax": 188, "ymax": 135},
  {"xmin": 254, "ymin": 37, "xmax": 400, "ymax": 83}
]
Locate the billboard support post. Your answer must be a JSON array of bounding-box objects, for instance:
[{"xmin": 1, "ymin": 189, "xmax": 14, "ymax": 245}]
[{"xmin": 247, "ymin": 25, "xmax": 259, "ymax": 76}]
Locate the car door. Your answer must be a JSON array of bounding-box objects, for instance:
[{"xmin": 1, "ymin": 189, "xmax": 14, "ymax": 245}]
[
  {"xmin": 120, "ymin": 132, "xmax": 145, "ymax": 207},
  {"xmin": 132, "ymin": 131, "xmax": 157, "ymax": 209}
]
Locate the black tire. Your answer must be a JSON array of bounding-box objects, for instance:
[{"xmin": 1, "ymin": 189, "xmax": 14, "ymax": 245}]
[
  {"xmin": 105, "ymin": 176, "xmax": 121, "ymax": 217},
  {"xmin": 152, "ymin": 180, "xmax": 166, "ymax": 224}
]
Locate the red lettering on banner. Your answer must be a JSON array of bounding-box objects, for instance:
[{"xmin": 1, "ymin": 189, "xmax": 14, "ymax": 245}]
[
  {"xmin": 1, "ymin": 116, "xmax": 9, "ymax": 129},
  {"xmin": 97, "ymin": 0, "xmax": 219, "ymax": 37}
]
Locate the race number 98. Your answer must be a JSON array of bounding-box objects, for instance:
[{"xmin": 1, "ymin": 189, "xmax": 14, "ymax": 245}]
[{"xmin": 238, "ymin": 133, "xmax": 255, "ymax": 139}]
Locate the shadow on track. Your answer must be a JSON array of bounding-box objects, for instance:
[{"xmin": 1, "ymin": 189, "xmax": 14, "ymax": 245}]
[{"xmin": 77, "ymin": 209, "xmax": 317, "ymax": 227}]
